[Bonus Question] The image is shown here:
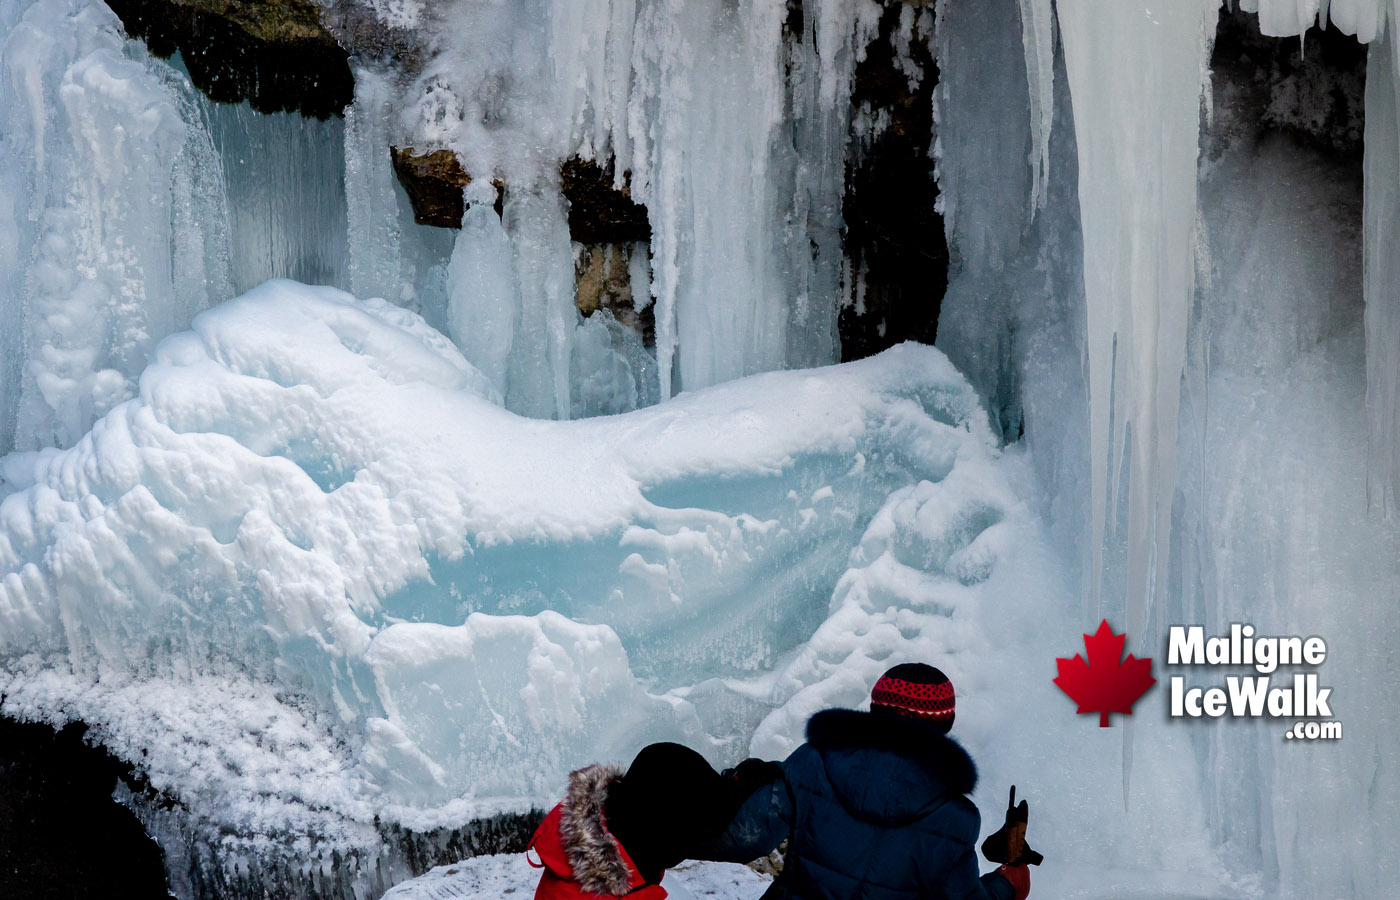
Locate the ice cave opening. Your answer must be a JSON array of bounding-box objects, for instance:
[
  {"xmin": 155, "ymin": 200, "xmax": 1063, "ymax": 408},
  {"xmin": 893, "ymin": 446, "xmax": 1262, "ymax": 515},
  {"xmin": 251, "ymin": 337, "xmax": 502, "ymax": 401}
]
[{"xmin": 0, "ymin": 1, "xmax": 1396, "ymax": 899}]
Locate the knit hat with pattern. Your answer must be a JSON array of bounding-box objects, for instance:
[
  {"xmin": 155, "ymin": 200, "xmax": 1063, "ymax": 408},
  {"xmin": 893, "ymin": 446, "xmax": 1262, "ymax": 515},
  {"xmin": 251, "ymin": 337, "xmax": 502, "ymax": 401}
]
[{"xmin": 870, "ymin": 663, "xmax": 955, "ymax": 733}]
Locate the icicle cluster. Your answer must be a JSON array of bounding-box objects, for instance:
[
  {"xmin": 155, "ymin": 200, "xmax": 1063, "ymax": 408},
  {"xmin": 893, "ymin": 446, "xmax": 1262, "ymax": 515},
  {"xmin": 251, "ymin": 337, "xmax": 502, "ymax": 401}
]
[
  {"xmin": 340, "ymin": 0, "xmax": 881, "ymax": 411},
  {"xmin": 0, "ymin": 0, "xmax": 231, "ymax": 454}
]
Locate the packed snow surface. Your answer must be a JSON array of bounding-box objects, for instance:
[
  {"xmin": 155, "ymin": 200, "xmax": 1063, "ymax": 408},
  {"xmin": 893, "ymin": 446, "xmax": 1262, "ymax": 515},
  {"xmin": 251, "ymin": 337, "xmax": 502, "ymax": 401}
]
[
  {"xmin": 381, "ymin": 850, "xmax": 1241, "ymax": 900},
  {"xmin": 380, "ymin": 856, "xmax": 772, "ymax": 900}
]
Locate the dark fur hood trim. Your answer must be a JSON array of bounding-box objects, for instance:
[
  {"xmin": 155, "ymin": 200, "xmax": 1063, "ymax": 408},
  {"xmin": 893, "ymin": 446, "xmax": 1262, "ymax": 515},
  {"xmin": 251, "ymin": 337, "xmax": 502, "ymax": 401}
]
[
  {"xmin": 807, "ymin": 708, "xmax": 977, "ymax": 795},
  {"xmin": 560, "ymin": 763, "xmax": 632, "ymax": 896}
]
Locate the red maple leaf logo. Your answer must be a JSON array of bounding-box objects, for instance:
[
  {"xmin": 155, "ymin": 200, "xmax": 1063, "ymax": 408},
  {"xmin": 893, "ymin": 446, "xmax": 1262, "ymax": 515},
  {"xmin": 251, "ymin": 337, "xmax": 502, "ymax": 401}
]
[{"xmin": 1054, "ymin": 620, "xmax": 1156, "ymax": 726}]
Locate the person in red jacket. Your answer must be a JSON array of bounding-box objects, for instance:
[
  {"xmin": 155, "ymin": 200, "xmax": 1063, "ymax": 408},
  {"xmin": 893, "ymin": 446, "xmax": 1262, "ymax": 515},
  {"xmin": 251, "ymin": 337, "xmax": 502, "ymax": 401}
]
[{"xmin": 528, "ymin": 742, "xmax": 734, "ymax": 900}]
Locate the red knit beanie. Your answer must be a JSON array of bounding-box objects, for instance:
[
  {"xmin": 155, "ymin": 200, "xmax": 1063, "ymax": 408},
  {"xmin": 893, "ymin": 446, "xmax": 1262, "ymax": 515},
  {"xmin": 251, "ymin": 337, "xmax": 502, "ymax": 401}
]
[{"xmin": 870, "ymin": 663, "xmax": 955, "ymax": 732}]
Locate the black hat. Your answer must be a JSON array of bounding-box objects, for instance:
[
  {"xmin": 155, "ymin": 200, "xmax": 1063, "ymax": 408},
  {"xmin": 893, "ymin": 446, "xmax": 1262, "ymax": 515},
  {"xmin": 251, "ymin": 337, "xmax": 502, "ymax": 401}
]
[{"xmin": 604, "ymin": 743, "xmax": 729, "ymax": 881}]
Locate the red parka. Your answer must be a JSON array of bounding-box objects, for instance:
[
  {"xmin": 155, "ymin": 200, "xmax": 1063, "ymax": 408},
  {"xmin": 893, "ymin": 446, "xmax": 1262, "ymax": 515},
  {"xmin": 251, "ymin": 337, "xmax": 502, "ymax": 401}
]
[{"xmin": 528, "ymin": 764, "xmax": 668, "ymax": 900}]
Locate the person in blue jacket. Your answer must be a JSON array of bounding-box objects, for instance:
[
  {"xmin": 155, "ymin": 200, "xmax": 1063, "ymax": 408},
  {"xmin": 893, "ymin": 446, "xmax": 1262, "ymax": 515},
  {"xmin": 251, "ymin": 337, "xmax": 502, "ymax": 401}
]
[{"xmin": 701, "ymin": 663, "xmax": 1030, "ymax": 900}]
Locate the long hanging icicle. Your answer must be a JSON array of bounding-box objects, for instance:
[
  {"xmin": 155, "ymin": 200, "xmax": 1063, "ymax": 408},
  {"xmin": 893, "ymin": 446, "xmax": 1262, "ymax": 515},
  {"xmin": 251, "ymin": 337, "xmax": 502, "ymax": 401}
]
[
  {"xmin": 1055, "ymin": 0, "xmax": 1217, "ymax": 795},
  {"xmin": 1365, "ymin": 22, "xmax": 1400, "ymax": 515},
  {"xmin": 1018, "ymin": 0, "xmax": 1055, "ymax": 212}
]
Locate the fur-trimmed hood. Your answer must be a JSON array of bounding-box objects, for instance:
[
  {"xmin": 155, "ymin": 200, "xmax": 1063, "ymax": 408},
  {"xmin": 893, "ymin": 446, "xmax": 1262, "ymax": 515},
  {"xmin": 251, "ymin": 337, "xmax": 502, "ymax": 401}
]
[
  {"xmin": 805, "ymin": 708, "xmax": 977, "ymax": 825},
  {"xmin": 530, "ymin": 763, "xmax": 640, "ymax": 897}
]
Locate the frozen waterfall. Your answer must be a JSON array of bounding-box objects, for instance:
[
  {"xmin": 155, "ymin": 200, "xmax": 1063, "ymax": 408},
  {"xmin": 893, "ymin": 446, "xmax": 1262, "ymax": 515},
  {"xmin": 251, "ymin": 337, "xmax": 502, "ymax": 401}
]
[{"xmin": 0, "ymin": 1, "xmax": 1397, "ymax": 899}]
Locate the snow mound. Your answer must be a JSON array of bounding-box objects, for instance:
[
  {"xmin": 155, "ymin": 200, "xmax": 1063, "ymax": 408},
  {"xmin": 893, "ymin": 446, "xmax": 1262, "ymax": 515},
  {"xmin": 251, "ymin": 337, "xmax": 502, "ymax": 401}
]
[{"xmin": 0, "ymin": 280, "xmax": 1023, "ymax": 844}]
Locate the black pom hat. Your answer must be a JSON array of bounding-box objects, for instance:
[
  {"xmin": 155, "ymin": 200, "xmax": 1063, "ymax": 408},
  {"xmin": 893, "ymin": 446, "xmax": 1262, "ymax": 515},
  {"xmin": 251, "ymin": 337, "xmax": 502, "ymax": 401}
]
[{"xmin": 870, "ymin": 662, "xmax": 955, "ymax": 733}]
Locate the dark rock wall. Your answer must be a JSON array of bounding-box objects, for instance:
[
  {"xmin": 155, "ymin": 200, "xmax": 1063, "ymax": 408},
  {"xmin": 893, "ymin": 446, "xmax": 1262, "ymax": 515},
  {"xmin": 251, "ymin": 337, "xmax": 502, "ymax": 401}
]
[
  {"xmin": 0, "ymin": 716, "xmax": 171, "ymax": 899},
  {"xmin": 839, "ymin": 3, "xmax": 946, "ymax": 362},
  {"xmin": 107, "ymin": 0, "xmax": 354, "ymax": 117},
  {"xmin": 1209, "ymin": 7, "xmax": 1366, "ymax": 161}
]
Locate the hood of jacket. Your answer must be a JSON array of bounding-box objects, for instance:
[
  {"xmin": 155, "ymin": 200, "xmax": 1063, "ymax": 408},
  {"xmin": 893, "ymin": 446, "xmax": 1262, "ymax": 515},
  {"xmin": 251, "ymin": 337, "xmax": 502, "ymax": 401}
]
[
  {"xmin": 531, "ymin": 763, "xmax": 639, "ymax": 896},
  {"xmin": 806, "ymin": 707, "xmax": 977, "ymax": 826}
]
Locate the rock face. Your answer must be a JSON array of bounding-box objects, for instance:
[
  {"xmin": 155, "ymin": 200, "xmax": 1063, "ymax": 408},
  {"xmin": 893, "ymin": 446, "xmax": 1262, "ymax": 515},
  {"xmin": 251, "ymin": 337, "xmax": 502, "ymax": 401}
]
[
  {"xmin": 389, "ymin": 150, "xmax": 652, "ymax": 243},
  {"xmin": 106, "ymin": 0, "xmax": 353, "ymax": 118},
  {"xmin": 1209, "ymin": 7, "xmax": 1366, "ymax": 160},
  {"xmin": 390, "ymin": 147, "xmax": 487, "ymax": 228},
  {"xmin": 390, "ymin": 149, "xmax": 656, "ymax": 337},
  {"xmin": 839, "ymin": 3, "xmax": 946, "ymax": 362},
  {"xmin": 0, "ymin": 717, "xmax": 170, "ymax": 899},
  {"xmin": 575, "ymin": 242, "xmax": 656, "ymax": 345},
  {"xmin": 559, "ymin": 158, "xmax": 652, "ymax": 244}
]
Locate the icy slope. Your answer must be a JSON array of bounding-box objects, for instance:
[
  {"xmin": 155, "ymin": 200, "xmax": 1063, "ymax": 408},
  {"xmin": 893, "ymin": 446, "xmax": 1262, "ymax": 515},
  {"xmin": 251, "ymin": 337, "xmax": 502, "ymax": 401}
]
[{"xmin": 0, "ymin": 281, "xmax": 1040, "ymax": 852}]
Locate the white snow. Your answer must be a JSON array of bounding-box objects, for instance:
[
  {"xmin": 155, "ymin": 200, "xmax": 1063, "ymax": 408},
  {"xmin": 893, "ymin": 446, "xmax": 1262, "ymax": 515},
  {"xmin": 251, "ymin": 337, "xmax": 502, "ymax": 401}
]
[{"xmin": 381, "ymin": 855, "xmax": 771, "ymax": 900}]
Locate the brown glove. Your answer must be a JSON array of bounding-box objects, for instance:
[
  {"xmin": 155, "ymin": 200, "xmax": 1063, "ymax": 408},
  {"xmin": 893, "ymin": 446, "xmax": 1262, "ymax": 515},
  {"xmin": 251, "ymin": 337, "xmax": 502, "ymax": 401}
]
[{"xmin": 981, "ymin": 786, "xmax": 1043, "ymax": 867}]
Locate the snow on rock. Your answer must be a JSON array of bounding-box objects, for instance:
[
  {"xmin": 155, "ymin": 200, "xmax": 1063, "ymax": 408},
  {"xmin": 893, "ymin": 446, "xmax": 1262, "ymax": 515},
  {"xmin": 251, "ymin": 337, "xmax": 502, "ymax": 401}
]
[{"xmin": 0, "ymin": 279, "xmax": 1031, "ymax": 861}]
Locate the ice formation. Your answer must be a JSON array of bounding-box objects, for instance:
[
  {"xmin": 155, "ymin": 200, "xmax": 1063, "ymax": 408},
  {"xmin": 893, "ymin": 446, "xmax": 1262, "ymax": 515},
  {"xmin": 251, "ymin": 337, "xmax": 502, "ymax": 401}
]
[
  {"xmin": 0, "ymin": 281, "xmax": 1066, "ymax": 889},
  {"xmin": 309, "ymin": 0, "xmax": 875, "ymax": 413},
  {"xmin": 0, "ymin": 0, "xmax": 1398, "ymax": 898},
  {"xmin": 1057, "ymin": 0, "xmax": 1216, "ymax": 668},
  {"xmin": 0, "ymin": 0, "xmax": 231, "ymax": 454},
  {"xmin": 1366, "ymin": 29, "xmax": 1400, "ymax": 513}
]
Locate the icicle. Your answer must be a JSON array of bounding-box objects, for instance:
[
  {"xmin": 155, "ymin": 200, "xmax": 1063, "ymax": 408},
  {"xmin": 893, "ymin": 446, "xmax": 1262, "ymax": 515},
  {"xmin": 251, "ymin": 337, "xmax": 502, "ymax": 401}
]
[
  {"xmin": 204, "ymin": 99, "xmax": 349, "ymax": 295},
  {"xmin": 1328, "ymin": 0, "xmax": 1386, "ymax": 40},
  {"xmin": 0, "ymin": 0, "xmax": 233, "ymax": 453},
  {"xmin": 447, "ymin": 204, "xmax": 517, "ymax": 402},
  {"xmin": 503, "ymin": 185, "xmax": 578, "ymax": 419},
  {"xmin": 1057, "ymin": 0, "xmax": 1217, "ymax": 796},
  {"xmin": 345, "ymin": 68, "xmax": 409, "ymax": 306},
  {"xmin": 1018, "ymin": 0, "xmax": 1055, "ymax": 212},
  {"xmin": 1241, "ymin": 0, "xmax": 1323, "ymax": 36},
  {"xmin": 1364, "ymin": 25, "xmax": 1400, "ymax": 514}
]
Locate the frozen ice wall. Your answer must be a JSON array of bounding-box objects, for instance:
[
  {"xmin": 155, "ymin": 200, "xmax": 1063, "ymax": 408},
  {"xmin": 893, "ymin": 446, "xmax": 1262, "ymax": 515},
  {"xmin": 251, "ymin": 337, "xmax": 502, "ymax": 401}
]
[
  {"xmin": 0, "ymin": 0, "xmax": 885, "ymax": 440},
  {"xmin": 203, "ymin": 97, "xmax": 350, "ymax": 295},
  {"xmin": 1178, "ymin": 123, "xmax": 1400, "ymax": 896},
  {"xmin": 932, "ymin": 3, "xmax": 1400, "ymax": 898},
  {"xmin": 0, "ymin": 0, "xmax": 232, "ymax": 455},
  {"xmin": 932, "ymin": 0, "xmax": 1089, "ymax": 559},
  {"xmin": 1366, "ymin": 28, "xmax": 1400, "ymax": 514},
  {"xmin": 0, "ymin": 0, "xmax": 366, "ymax": 459}
]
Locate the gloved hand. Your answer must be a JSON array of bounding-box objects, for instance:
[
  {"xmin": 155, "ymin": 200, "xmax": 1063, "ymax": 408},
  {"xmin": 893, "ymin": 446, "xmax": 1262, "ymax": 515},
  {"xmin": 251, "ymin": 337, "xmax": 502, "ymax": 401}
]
[
  {"xmin": 721, "ymin": 758, "xmax": 782, "ymax": 798},
  {"xmin": 981, "ymin": 786, "xmax": 1043, "ymax": 867},
  {"xmin": 996, "ymin": 864, "xmax": 1030, "ymax": 900}
]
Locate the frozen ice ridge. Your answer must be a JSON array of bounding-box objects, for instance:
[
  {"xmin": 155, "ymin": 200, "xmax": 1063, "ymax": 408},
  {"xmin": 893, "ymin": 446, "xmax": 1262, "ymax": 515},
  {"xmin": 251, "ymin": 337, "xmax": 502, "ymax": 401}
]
[{"xmin": 0, "ymin": 280, "xmax": 1037, "ymax": 896}]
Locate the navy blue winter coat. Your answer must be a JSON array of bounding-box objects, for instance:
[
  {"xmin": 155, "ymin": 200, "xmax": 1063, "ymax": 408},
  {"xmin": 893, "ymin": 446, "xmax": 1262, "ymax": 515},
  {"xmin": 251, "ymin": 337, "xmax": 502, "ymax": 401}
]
[{"xmin": 701, "ymin": 708, "xmax": 1014, "ymax": 900}]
